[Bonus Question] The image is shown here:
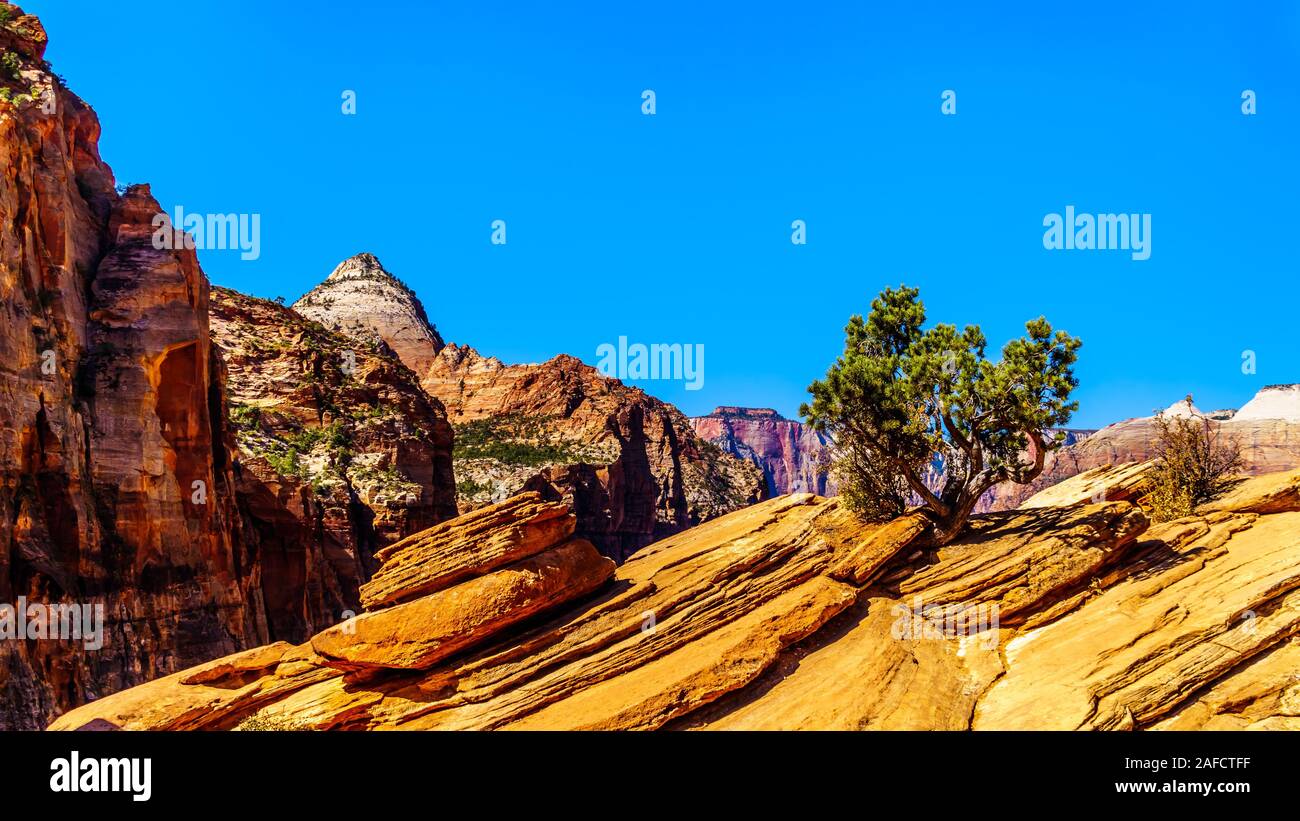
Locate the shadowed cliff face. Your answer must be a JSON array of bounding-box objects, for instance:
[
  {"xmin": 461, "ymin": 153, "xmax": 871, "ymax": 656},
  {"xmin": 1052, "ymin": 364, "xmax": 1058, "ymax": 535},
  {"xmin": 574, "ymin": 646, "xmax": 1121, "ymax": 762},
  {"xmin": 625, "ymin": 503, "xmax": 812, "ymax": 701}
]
[
  {"xmin": 210, "ymin": 287, "xmax": 458, "ymax": 643},
  {"xmin": 0, "ymin": 5, "xmax": 457, "ymax": 729},
  {"xmin": 0, "ymin": 9, "xmax": 265, "ymax": 727},
  {"xmin": 294, "ymin": 257, "xmax": 766, "ymax": 562}
]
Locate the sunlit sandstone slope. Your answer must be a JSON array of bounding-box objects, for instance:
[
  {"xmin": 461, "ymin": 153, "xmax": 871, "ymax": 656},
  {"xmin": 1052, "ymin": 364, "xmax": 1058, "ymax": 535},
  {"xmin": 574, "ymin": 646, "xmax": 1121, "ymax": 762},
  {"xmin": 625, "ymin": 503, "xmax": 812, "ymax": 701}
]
[{"xmin": 51, "ymin": 467, "xmax": 1300, "ymax": 731}]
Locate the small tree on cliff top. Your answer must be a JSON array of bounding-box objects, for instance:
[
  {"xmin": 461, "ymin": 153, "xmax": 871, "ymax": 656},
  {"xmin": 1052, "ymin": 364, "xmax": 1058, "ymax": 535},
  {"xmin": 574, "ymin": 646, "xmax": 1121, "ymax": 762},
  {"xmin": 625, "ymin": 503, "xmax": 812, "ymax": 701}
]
[{"xmin": 801, "ymin": 285, "xmax": 1082, "ymax": 544}]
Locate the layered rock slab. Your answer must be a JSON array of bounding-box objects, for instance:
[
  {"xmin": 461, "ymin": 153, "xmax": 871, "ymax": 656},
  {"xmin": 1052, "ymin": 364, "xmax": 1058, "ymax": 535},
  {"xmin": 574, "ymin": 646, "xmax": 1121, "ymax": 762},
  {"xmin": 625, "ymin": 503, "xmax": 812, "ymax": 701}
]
[
  {"xmin": 361, "ymin": 493, "xmax": 574, "ymax": 609},
  {"xmin": 973, "ymin": 509, "xmax": 1300, "ymax": 729},
  {"xmin": 53, "ymin": 494, "xmax": 925, "ymax": 730},
  {"xmin": 678, "ymin": 502, "xmax": 1146, "ymax": 729},
  {"xmin": 1016, "ymin": 461, "xmax": 1154, "ymax": 509},
  {"xmin": 52, "ymin": 471, "xmax": 1300, "ymax": 732},
  {"xmin": 313, "ymin": 539, "xmax": 614, "ymax": 672}
]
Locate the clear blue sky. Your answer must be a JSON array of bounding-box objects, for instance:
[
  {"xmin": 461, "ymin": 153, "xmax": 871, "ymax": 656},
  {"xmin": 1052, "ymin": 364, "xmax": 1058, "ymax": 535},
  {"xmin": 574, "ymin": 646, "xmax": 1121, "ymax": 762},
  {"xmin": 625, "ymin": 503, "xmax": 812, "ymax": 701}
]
[{"xmin": 29, "ymin": 0, "xmax": 1300, "ymax": 428}]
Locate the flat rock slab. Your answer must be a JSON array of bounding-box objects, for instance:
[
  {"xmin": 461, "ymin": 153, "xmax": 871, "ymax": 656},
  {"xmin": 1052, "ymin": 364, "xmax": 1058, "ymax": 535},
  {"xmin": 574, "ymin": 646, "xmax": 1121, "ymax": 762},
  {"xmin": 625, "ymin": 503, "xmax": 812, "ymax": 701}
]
[
  {"xmin": 315, "ymin": 539, "xmax": 614, "ymax": 671},
  {"xmin": 1200, "ymin": 468, "xmax": 1300, "ymax": 515},
  {"xmin": 1018, "ymin": 461, "xmax": 1154, "ymax": 509},
  {"xmin": 361, "ymin": 492, "xmax": 576, "ymax": 609}
]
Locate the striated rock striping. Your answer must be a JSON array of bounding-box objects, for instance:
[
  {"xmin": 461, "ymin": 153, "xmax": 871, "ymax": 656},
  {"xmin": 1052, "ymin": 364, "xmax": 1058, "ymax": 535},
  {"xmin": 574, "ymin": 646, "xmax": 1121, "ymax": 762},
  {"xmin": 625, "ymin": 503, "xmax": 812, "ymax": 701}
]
[
  {"xmin": 690, "ymin": 406, "xmax": 836, "ymax": 496},
  {"xmin": 53, "ymin": 465, "xmax": 1300, "ymax": 732}
]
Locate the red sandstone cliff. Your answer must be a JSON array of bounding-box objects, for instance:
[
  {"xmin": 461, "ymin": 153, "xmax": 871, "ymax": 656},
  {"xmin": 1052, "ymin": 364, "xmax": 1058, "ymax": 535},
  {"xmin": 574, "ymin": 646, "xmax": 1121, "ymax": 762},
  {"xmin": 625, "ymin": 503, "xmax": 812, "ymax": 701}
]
[
  {"xmin": 0, "ymin": 6, "xmax": 458, "ymax": 729},
  {"xmin": 0, "ymin": 6, "xmax": 264, "ymax": 727},
  {"xmin": 690, "ymin": 407, "xmax": 836, "ymax": 496}
]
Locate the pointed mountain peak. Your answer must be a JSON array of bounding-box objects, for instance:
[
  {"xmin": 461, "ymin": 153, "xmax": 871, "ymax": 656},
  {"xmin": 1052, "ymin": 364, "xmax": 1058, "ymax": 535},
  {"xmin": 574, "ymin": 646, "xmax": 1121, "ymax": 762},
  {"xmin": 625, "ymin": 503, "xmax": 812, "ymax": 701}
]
[
  {"xmin": 325, "ymin": 252, "xmax": 398, "ymax": 283},
  {"xmin": 293, "ymin": 253, "xmax": 444, "ymax": 374}
]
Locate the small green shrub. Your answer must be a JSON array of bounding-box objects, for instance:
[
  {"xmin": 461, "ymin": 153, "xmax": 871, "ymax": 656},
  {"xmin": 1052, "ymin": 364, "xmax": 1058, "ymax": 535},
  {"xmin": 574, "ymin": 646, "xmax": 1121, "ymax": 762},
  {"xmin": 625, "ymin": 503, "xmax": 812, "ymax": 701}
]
[
  {"xmin": 264, "ymin": 449, "xmax": 301, "ymax": 478},
  {"xmin": 456, "ymin": 478, "xmax": 491, "ymax": 497},
  {"xmin": 2, "ymin": 51, "xmax": 21, "ymax": 81},
  {"xmin": 228, "ymin": 403, "xmax": 262, "ymax": 430}
]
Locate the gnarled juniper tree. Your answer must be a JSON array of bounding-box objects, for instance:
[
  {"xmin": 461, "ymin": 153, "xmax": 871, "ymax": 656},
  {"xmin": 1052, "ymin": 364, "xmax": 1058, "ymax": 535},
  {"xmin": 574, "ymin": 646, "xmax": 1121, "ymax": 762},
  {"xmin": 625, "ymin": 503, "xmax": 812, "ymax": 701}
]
[{"xmin": 801, "ymin": 285, "xmax": 1081, "ymax": 545}]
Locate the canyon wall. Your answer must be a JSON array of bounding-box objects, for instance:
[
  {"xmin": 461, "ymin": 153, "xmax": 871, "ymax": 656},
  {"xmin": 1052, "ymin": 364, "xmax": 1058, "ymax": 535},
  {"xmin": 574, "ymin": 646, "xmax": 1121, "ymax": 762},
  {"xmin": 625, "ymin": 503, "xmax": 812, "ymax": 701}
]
[
  {"xmin": 295, "ymin": 255, "xmax": 766, "ymax": 562},
  {"xmin": 0, "ymin": 7, "xmax": 457, "ymax": 729},
  {"xmin": 0, "ymin": 8, "xmax": 266, "ymax": 728},
  {"xmin": 691, "ymin": 406, "xmax": 835, "ymax": 496}
]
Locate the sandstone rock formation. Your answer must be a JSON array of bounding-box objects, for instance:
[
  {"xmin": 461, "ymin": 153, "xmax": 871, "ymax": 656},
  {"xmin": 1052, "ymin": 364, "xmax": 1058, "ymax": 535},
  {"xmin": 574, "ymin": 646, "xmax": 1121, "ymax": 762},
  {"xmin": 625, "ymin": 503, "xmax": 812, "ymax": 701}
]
[
  {"xmin": 0, "ymin": 8, "xmax": 263, "ymax": 729},
  {"xmin": 53, "ymin": 465, "xmax": 1300, "ymax": 732},
  {"xmin": 294, "ymin": 256, "xmax": 766, "ymax": 561},
  {"xmin": 1016, "ymin": 461, "xmax": 1154, "ymax": 509},
  {"xmin": 691, "ymin": 407, "xmax": 835, "ymax": 496},
  {"xmin": 0, "ymin": 6, "xmax": 460, "ymax": 730},
  {"xmin": 982, "ymin": 388, "xmax": 1300, "ymax": 511},
  {"xmin": 293, "ymin": 253, "xmax": 445, "ymax": 378},
  {"xmin": 210, "ymin": 287, "xmax": 457, "ymax": 640}
]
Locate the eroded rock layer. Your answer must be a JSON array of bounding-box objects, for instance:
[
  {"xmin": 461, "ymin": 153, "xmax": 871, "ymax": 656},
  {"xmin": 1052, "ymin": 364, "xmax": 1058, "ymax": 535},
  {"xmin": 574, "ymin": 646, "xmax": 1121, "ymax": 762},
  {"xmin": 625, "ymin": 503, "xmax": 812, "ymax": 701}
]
[{"xmin": 52, "ymin": 467, "xmax": 1300, "ymax": 732}]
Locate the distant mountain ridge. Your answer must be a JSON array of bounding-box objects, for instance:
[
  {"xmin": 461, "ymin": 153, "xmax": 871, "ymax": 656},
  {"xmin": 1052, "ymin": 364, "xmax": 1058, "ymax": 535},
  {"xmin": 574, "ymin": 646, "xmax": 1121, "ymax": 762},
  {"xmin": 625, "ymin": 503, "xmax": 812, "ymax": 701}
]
[
  {"xmin": 691, "ymin": 407, "xmax": 835, "ymax": 496},
  {"xmin": 982, "ymin": 387, "xmax": 1300, "ymax": 510},
  {"xmin": 293, "ymin": 254, "xmax": 765, "ymax": 561}
]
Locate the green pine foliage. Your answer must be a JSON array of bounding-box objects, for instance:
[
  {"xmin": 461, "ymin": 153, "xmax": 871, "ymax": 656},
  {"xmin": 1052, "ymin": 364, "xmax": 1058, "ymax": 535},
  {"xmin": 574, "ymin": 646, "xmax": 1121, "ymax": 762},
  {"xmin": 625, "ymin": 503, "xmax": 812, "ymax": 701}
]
[{"xmin": 802, "ymin": 285, "xmax": 1081, "ymax": 544}]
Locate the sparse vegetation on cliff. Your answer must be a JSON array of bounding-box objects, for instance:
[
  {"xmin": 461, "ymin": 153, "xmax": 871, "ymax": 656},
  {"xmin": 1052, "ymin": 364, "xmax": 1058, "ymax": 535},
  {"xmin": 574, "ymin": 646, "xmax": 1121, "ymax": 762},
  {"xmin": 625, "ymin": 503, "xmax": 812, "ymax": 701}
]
[
  {"xmin": 454, "ymin": 413, "xmax": 584, "ymax": 466},
  {"xmin": 1, "ymin": 50, "xmax": 20, "ymax": 80},
  {"xmin": 456, "ymin": 477, "xmax": 491, "ymax": 497}
]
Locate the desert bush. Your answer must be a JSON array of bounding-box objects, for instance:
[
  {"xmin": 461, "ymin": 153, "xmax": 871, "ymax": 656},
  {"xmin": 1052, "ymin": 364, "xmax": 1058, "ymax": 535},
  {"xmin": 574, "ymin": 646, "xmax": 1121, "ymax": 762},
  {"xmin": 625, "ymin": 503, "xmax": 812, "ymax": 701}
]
[
  {"xmin": 829, "ymin": 438, "xmax": 914, "ymax": 522},
  {"xmin": 2, "ymin": 50, "xmax": 20, "ymax": 80},
  {"xmin": 1147, "ymin": 406, "xmax": 1242, "ymax": 522}
]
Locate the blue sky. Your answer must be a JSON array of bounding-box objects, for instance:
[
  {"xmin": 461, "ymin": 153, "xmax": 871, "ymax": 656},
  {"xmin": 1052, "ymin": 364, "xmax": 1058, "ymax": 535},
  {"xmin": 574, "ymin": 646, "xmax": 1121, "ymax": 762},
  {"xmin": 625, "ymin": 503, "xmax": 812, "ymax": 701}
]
[{"xmin": 29, "ymin": 0, "xmax": 1300, "ymax": 428}]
